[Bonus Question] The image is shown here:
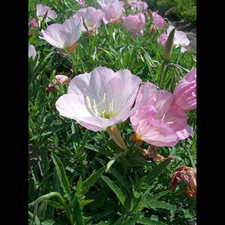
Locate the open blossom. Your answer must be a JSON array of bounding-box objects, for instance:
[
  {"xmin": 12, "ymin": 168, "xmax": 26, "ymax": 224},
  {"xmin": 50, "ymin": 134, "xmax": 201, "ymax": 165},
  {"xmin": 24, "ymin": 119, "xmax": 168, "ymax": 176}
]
[
  {"xmin": 97, "ymin": 0, "xmax": 119, "ymax": 8},
  {"xmin": 158, "ymin": 25, "xmax": 190, "ymax": 52},
  {"xmin": 76, "ymin": 7, "xmax": 104, "ymax": 33},
  {"xmin": 130, "ymin": 82, "xmax": 191, "ymax": 147},
  {"xmin": 173, "ymin": 68, "xmax": 196, "ymax": 111},
  {"xmin": 128, "ymin": 0, "xmax": 148, "ymax": 12},
  {"xmin": 56, "ymin": 66, "xmax": 142, "ymax": 131},
  {"xmin": 36, "ymin": 4, "xmax": 58, "ymax": 23},
  {"xmin": 102, "ymin": 1, "xmax": 125, "ymax": 24},
  {"xmin": 152, "ymin": 11, "xmax": 166, "ymax": 29},
  {"xmin": 122, "ymin": 13, "xmax": 145, "ymax": 39},
  {"xmin": 28, "ymin": 44, "xmax": 37, "ymax": 60},
  {"xmin": 48, "ymin": 75, "xmax": 71, "ymax": 93},
  {"xmin": 169, "ymin": 166, "xmax": 196, "ymax": 199},
  {"xmin": 40, "ymin": 16, "xmax": 82, "ymax": 55}
]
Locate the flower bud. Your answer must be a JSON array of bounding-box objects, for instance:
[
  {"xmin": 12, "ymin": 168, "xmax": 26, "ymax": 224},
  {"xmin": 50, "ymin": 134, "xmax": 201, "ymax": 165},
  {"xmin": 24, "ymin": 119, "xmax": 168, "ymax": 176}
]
[
  {"xmin": 169, "ymin": 166, "xmax": 196, "ymax": 199},
  {"xmin": 163, "ymin": 28, "xmax": 175, "ymax": 61},
  {"xmin": 48, "ymin": 75, "xmax": 71, "ymax": 93}
]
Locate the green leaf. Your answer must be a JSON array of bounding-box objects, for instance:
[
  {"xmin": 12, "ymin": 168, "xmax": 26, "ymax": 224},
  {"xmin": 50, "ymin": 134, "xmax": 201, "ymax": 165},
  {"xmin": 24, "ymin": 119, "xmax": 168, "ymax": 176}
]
[
  {"xmin": 150, "ymin": 190, "xmax": 170, "ymax": 201},
  {"xmin": 47, "ymin": 200, "xmax": 64, "ymax": 210},
  {"xmin": 101, "ymin": 175, "xmax": 125, "ymax": 206},
  {"xmin": 145, "ymin": 157, "xmax": 173, "ymax": 184},
  {"xmin": 123, "ymin": 213, "xmax": 141, "ymax": 225},
  {"xmin": 51, "ymin": 153, "xmax": 71, "ymax": 200},
  {"xmin": 80, "ymin": 199, "xmax": 94, "ymax": 206},
  {"xmin": 73, "ymin": 196, "xmax": 85, "ymax": 225},
  {"xmin": 41, "ymin": 219, "xmax": 56, "ymax": 225},
  {"xmin": 137, "ymin": 216, "xmax": 167, "ymax": 225},
  {"xmin": 143, "ymin": 199, "xmax": 177, "ymax": 211},
  {"xmin": 82, "ymin": 167, "xmax": 106, "ymax": 195},
  {"xmin": 75, "ymin": 177, "xmax": 83, "ymax": 197}
]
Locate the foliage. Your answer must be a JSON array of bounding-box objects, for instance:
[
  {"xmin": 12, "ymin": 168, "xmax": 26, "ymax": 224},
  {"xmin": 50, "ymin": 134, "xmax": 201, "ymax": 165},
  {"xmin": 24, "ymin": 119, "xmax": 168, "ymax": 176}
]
[
  {"xmin": 146, "ymin": 0, "xmax": 197, "ymax": 26},
  {"xmin": 28, "ymin": 0, "xmax": 196, "ymax": 224}
]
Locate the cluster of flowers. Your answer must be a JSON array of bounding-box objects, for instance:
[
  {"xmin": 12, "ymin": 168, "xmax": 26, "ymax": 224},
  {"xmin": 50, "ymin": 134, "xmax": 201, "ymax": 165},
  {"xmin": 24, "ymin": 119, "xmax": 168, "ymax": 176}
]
[
  {"xmin": 28, "ymin": 1, "xmax": 196, "ymax": 199},
  {"xmin": 56, "ymin": 66, "xmax": 196, "ymax": 147},
  {"xmin": 28, "ymin": 0, "xmax": 190, "ymax": 57}
]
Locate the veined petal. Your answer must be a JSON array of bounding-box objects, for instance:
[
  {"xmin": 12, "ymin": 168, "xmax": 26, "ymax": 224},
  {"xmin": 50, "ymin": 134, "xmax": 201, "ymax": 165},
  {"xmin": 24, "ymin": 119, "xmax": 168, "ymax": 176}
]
[
  {"xmin": 56, "ymin": 66, "xmax": 142, "ymax": 131},
  {"xmin": 130, "ymin": 105, "xmax": 178, "ymax": 147},
  {"xmin": 40, "ymin": 24, "xmax": 66, "ymax": 49},
  {"xmin": 40, "ymin": 16, "xmax": 82, "ymax": 51},
  {"xmin": 56, "ymin": 94, "xmax": 113, "ymax": 131}
]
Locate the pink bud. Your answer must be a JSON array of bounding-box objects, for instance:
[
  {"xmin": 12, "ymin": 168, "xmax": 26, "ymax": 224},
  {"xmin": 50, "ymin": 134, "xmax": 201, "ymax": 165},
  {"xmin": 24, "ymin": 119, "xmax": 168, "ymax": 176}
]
[
  {"xmin": 169, "ymin": 166, "xmax": 196, "ymax": 199},
  {"xmin": 48, "ymin": 75, "xmax": 71, "ymax": 92},
  {"xmin": 28, "ymin": 18, "xmax": 39, "ymax": 29}
]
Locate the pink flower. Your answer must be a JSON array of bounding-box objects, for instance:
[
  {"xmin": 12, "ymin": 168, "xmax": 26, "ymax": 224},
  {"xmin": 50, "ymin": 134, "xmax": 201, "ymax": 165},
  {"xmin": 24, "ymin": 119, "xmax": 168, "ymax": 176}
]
[
  {"xmin": 152, "ymin": 11, "xmax": 166, "ymax": 29},
  {"xmin": 76, "ymin": 7, "xmax": 104, "ymax": 32},
  {"xmin": 36, "ymin": 4, "xmax": 58, "ymax": 23},
  {"xmin": 28, "ymin": 18, "xmax": 38, "ymax": 28},
  {"xmin": 169, "ymin": 166, "xmax": 196, "ymax": 199},
  {"xmin": 122, "ymin": 13, "xmax": 145, "ymax": 39},
  {"xmin": 40, "ymin": 16, "xmax": 82, "ymax": 55},
  {"xmin": 77, "ymin": 0, "xmax": 86, "ymax": 7},
  {"xmin": 28, "ymin": 44, "xmax": 37, "ymax": 60},
  {"xmin": 48, "ymin": 75, "xmax": 71, "ymax": 93},
  {"xmin": 97, "ymin": 0, "xmax": 119, "ymax": 8},
  {"xmin": 130, "ymin": 82, "xmax": 191, "ymax": 147},
  {"xmin": 158, "ymin": 25, "xmax": 190, "ymax": 52},
  {"xmin": 157, "ymin": 32, "xmax": 168, "ymax": 47},
  {"xmin": 102, "ymin": 1, "xmax": 125, "ymax": 24},
  {"xmin": 128, "ymin": 0, "xmax": 148, "ymax": 12},
  {"xmin": 173, "ymin": 68, "xmax": 196, "ymax": 111},
  {"xmin": 56, "ymin": 66, "xmax": 142, "ymax": 131}
]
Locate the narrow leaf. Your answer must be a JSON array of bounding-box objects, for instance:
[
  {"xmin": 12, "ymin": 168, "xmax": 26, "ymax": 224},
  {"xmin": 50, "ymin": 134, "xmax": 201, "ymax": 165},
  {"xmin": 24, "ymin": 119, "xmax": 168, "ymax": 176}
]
[
  {"xmin": 51, "ymin": 153, "xmax": 71, "ymax": 200},
  {"xmin": 101, "ymin": 175, "xmax": 125, "ymax": 206},
  {"xmin": 82, "ymin": 167, "xmax": 106, "ymax": 195},
  {"xmin": 73, "ymin": 196, "xmax": 85, "ymax": 225},
  {"xmin": 145, "ymin": 157, "xmax": 173, "ymax": 184}
]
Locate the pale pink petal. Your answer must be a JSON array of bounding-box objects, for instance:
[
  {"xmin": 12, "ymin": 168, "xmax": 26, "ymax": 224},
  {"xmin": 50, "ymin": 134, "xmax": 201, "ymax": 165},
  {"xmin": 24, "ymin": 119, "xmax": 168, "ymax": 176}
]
[
  {"xmin": 56, "ymin": 66, "xmax": 142, "ymax": 131},
  {"xmin": 76, "ymin": 7, "xmax": 104, "ymax": 31},
  {"xmin": 28, "ymin": 44, "xmax": 37, "ymax": 59},
  {"xmin": 174, "ymin": 30, "xmax": 190, "ymax": 47},
  {"xmin": 157, "ymin": 33, "xmax": 168, "ymax": 47},
  {"xmin": 97, "ymin": 0, "xmax": 119, "ymax": 8},
  {"xmin": 152, "ymin": 11, "xmax": 166, "ymax": 29},
  {"xmin": 102, "ymin": 1, "xmax": 125, "ymax": 24},
  {"xmin": 130, "ymin": 105, "xmax": 178, "ymax": 147},
  {"xmin": 130, "ymin": 81, "xmax": 192, "ymax": 146},
  {"xmin": 56, "ymin": 94, "xmax": 113, "ymax": 131},
  {"xmin": 122, "ymin": 13, "xmax": 145, "ymax": 38},
  {"xmin": 36, "ymin": 4, "xmax": 58, "ymax": 22},
  {"xmin": 40, "ymin": 16, "xmax": 82, "ymax": 51},
  {"xmin": 173, "ymin": 68, "xmax": 196, "ymax": 111}
]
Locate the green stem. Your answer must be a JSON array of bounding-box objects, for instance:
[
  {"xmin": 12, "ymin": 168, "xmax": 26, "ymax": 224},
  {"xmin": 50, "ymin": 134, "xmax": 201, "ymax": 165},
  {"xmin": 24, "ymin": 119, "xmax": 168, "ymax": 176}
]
[
  {"xmin": 28, "ymin": 192, "xmax": 73, "ymax": 224},
  {"xmin": 159, "ymin": 59, "xmax": 167, "ymax": 89}
]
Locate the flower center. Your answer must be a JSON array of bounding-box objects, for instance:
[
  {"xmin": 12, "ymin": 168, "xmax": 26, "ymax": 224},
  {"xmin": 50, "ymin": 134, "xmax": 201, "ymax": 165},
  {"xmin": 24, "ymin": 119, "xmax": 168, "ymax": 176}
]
[{"xmin": 85, "ymin": 93, "xmax": 118, "ymax": 119}]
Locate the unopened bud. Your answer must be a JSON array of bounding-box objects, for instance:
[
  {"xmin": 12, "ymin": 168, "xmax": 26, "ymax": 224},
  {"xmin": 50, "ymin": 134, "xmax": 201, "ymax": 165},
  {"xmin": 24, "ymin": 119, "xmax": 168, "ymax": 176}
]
[{"xmin": 163, "ymin": 28, "xmax": 175, "ymax": 61}]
